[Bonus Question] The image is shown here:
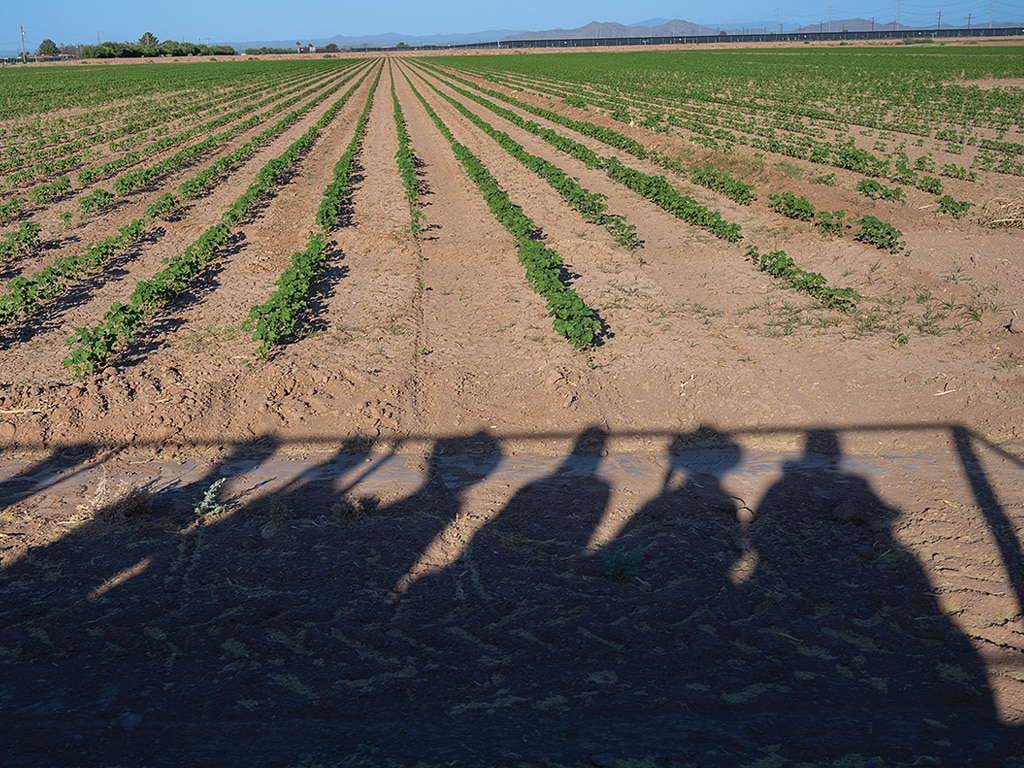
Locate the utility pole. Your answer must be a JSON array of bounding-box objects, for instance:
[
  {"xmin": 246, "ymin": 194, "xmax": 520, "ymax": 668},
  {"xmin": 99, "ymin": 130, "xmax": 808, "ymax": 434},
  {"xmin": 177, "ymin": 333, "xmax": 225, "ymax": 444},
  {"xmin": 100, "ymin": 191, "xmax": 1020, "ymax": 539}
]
[
  {"xmin": 937, "ymin": 11, "xmax": 941, "ymax": 31},
  {"xmin": 20, "ymin": 25, "xmax": 26, "ymax": 62},
  {"xmin": 967, "ymin": 13, "xmax": 972, "ymax": 30}
]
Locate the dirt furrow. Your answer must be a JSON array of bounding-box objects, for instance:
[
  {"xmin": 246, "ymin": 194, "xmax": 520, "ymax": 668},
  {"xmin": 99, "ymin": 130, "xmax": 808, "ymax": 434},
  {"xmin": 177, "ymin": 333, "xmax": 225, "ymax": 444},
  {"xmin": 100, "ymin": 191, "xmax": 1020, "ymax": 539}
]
[{"xmin": 391, "ymin": 61, "xmax": 612, "ymax": 440}]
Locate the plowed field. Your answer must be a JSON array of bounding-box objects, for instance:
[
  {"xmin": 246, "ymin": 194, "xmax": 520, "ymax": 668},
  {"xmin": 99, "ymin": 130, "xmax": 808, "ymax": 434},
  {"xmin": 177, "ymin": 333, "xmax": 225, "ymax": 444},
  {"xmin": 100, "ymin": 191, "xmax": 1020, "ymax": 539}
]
[{"xmin": 1, "ymin": 50, "xmax": 1022, "ymax": 766}]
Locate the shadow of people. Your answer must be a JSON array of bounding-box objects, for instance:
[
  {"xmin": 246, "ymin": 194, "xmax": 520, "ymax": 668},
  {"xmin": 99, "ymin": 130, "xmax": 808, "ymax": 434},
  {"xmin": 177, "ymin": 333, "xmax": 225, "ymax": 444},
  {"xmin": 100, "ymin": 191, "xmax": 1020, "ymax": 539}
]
[
  {"xmin": 734, "ymin": 428, "xmax": 1008, "ymax": 761},
  {"xmin": 376, "ymin": 426, "xmax": 623, "ymax": 756},
  {"xmin": 375, "ymin": 430, "xmax": 503, "ymax": 600},
  {"xmin": 610, "ymin": 427, "xmax": 747, "ymax": 598},
  {"xmin": 549, "ymin": 427, "xmax": 760, "ymax": 754},
  {"xmin": 4, "ymin": 425, "xmax": 1015, "ymax": 766},
  {"xmin": 467, "ymin": 424, "xmax": 613, "ymax": 598},
  {"xmin": 0, "ymin": 437, "xmax": 284, "ymax": 765}
]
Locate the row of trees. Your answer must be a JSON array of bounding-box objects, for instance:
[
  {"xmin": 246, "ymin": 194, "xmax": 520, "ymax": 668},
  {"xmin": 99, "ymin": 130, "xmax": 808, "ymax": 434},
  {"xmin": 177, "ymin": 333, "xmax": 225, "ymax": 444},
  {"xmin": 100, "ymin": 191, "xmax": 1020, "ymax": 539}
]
[
  {"xmin": 32, "ymin": 33, "xmax": 373, "ymax": 60},
  {"xmin": 244, "ymin": 43, "xmax": 342, "ymax": 55},
  {"xmin": 36, "ymin": 33, "xmax": 236, "ymax": 59}
]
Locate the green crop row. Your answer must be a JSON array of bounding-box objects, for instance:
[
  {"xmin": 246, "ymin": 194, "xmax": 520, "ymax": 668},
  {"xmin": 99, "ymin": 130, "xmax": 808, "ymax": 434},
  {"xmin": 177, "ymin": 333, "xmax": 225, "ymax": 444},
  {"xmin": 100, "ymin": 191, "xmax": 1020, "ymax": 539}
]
[
  {"xmin": 1, "ymin": 64, "xmax": 341, "ymax": 194},
  {"xmin": 61, "ymin": 69, "xmax": 372, "ymax": 377},
  {"xmin": 107, "ymin": 73, "xmax": 346, "ymax": 198},
  {"xmin": 178, "ymin": 66, "xmax": 368, "ymax": 202},
  {"xmin": 939, "ymin": 163, "xmax": 977, "ymax": 182},
  {"xmin": 853, "ymin": 215, "xmax": 907, "ymax": 254},
  {"xmin": 767, "ymin": 191, "xmax": 816, "ymax": 221},
  {"xmin": 315, "ymin": 67, "xmax": 379, "ymax": 232},
  {"xmin": 391, "ymin": 69, "xmax": 426, "ymax": 238},
  {"xmin": 892, "ymin": 151, "xmax": 944, "ymax": 195},
  {"xmin": 418, "ymin": 73, "xmax": 638, "ymax": 249},
  {"xmin": 246, "ymin": 64, "xmax": 382, "ymax": 358},
  {"xmin": 936, "ymin": 195, "xmax": 973, "ymax": 219},
  {"xmin": 414, "ymin": 64, "xmax": 741, "ymax": 242},
  {"xmin": 404, "ymin": 71, "xmax": 600, "ymax": 349},
  {"xmin": 768, "ymin": 189, "xmax": 905, "ymax": 250},
  {"xmin": 0, "ymin": 222, "xmax": 42, "ymax": 264},
  {"xmin": 603, "ymin": 156, "xmax": 741, "ymax": 241},
  {"xmin": 0, "ymin": 218, "xmax": 150, "ymax": 326},
  {"xmin": 855, "ymin": 179, "xmax": 906, "ymax": 203},
  {"xmin": 0, "ymin": 197, "xmax": 26, "ymax": 224},
  {"xmin": 0, "ymin": 64, "xmax": 375, "ymax": 336},
  {"xmin": 244, "ymin": 234, "xmax": 328, "ymax": 358},
  {"xmin": 3, "ymin": 151, "xmax": 100, "ymax": 191},
  {"xmin": 747, "ymin": 246, "xmax": 860, "ymax": 311},
  {"xmin": 71, "ymin": 71, "xmax": 333, "ymax": 190},
  {"xmin": 689, "ymin": 164, "xmax": 756, "ymax": 205},
  {"xmin": 78, "ymin": 187, "xmax": 115, "ymax": 216},
  {"xmin": 62, "ymin": 221, "xmax": 232, "ymax": 377},
  {"xmin": 29, "ymin": 174, "xmax": 71, "ymax": 204}
]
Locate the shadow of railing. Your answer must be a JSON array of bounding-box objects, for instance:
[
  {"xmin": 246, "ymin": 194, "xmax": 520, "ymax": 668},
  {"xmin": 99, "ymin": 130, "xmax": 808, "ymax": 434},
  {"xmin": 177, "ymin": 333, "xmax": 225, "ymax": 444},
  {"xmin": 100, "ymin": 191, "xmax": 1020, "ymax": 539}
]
[{"xmin": 0, "ymin": 421, "xmax": 1021, "ymax": 765}]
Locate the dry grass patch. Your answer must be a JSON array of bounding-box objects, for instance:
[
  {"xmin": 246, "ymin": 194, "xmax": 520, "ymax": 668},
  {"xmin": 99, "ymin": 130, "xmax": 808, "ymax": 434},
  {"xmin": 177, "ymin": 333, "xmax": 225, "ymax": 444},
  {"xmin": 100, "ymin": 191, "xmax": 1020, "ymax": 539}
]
[{"xmin": 979, "ymin": 190, "xmax": 1024, "ymax": 228}]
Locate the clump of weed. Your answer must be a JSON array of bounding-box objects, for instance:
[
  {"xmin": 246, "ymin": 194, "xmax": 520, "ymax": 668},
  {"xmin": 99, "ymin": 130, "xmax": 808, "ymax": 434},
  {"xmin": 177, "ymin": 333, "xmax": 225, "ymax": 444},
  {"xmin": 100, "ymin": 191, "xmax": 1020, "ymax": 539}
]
[
  {"xmin": 193, "ymin": 478, "xmax": 226, "ymax": 519},
  {"xmin": 599, "ymin": 545, "xmax": 644, "ymax": 582},
  {"xmin": 79, "ymin": 475, "xmax": 152, "ymax": 523},
  {"xmin": 330, "ymin": 494, "xmax": 375, "ymax": 521}
]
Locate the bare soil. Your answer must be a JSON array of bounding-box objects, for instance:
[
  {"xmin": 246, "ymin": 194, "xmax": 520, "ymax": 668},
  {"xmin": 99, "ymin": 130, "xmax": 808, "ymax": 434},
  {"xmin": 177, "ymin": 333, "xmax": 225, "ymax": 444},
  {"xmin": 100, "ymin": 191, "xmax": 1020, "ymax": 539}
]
[{"xmin": 1, "ymin": 52, "xmax": 1023, "ymax": 766}]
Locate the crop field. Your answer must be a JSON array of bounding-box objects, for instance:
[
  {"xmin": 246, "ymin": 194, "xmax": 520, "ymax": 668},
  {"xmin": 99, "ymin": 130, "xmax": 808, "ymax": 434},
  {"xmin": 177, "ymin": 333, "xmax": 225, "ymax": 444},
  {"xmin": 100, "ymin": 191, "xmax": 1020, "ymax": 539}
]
[{"xmin": 1, "ymin": 46, "xmax": 1023, "ymax": 765}]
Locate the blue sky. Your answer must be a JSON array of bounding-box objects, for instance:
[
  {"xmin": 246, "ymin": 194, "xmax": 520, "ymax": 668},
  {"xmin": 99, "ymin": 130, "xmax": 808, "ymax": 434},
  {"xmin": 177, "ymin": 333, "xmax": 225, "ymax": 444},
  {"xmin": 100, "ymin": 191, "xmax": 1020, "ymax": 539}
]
[{"xmin": 3, "ymin": 0, "xmax": 1021, "ymax": 50}]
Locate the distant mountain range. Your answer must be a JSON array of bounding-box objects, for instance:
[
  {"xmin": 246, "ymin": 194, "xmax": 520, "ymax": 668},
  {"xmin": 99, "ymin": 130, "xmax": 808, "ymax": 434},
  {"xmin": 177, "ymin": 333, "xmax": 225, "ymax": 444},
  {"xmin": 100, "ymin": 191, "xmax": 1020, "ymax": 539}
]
[
  {"xmin": 229, "ymin": 29, "xmax": 523, "ymax": 51},
  {"xmin": 227, "ymin": 16, "xmax": 1022, "ymax": 51},
  {"xmin": 501, "ymin": 19, "xmax": 718, "ymax": 42}
]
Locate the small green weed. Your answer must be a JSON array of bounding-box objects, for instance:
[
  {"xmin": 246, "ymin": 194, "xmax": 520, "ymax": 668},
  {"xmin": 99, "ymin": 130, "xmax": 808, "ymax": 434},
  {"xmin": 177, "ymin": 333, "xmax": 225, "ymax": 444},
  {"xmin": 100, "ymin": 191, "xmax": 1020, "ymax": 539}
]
[
  {"xmin": 193, "ymin": 478, "xmax": 226, "ymax": 519},
  {"xmin": 600, "ymin": 545, "xmax": 644, "ymax": 582}
]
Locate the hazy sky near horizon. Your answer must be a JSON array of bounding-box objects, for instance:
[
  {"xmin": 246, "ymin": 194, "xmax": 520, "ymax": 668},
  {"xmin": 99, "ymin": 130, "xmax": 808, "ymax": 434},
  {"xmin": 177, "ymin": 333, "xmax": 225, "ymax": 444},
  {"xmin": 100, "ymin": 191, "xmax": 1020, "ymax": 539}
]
[{"xmin": 3, "ymin": 0, "xmax": 1021, "ymax": 50}]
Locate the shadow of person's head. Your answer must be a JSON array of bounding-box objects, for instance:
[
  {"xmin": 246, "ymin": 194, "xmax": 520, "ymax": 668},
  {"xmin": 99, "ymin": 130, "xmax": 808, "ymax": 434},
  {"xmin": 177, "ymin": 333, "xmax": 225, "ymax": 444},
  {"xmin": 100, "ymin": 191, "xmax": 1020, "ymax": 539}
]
[
  {"xmin": 667, "ymin": 425, "xmax": 742, "ymax": 479},
  {"xmin": 424, "ymin": 429, "xmax": 504, "ymax": 493}
]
